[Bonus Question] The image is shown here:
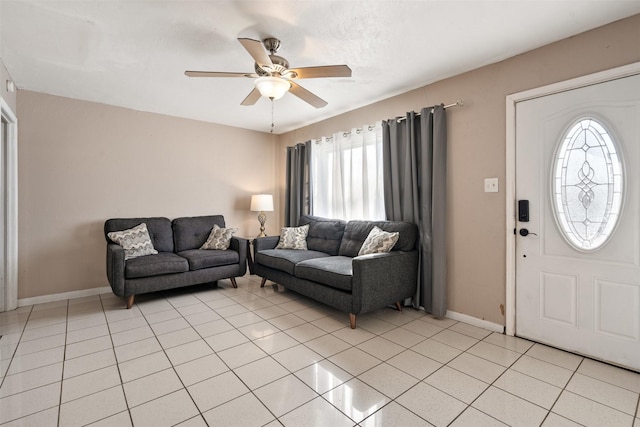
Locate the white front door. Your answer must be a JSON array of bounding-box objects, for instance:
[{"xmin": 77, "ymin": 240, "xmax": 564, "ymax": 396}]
[{"xmin": 515, "ymin": 72, "xmax": 640, "ymax": 371}]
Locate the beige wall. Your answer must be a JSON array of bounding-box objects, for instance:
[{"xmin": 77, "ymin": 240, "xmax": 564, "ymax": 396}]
[
  {"xmin": 1, "ymin": 57, "xmax": 17, "ymax": 112},
  {"xmin": 17, "ymin": 91, "xmax": 278, "ymax": 299},
  {"xmin": 279, "ymin": 14, "xmax": 640, "ymax": 325}
]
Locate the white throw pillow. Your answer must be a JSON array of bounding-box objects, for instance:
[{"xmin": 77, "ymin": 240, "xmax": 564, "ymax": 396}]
[
  {"xmin": 275, "ymin": 224, "xmax": 310, "ymax": 250},
  {"xmin": 358, "ymin": 226, "xmax": 399, "ymax": 256},
  {"xmin": 200, "ymin": 224, "xmax": 237, "ymax": 250},
  {"xmin": 107, "ymin": 223, "xmax": 158, "ymax": 260}
]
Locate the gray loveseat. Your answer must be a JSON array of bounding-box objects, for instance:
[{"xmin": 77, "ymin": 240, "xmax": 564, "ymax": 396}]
[
  {"xmin": 253, "ymin": 215, "xmax": 418, "ymax": 328},
  {"xmin": 105, "ymin": 215, "xmax": 247, "ymax": 308}
]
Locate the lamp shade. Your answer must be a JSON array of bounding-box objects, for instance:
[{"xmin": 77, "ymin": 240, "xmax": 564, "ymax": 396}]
[
  {"xmin": 254, "ymin": 76, "xmax": 291, "ymax": 100},
  {"xmin": 250, "ymin": 194, "xmax": 274, "ymax": 212}
]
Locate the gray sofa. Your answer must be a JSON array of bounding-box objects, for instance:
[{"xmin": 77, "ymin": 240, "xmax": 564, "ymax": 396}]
[
  {"xmin": 253, "ymin": 215, "xmax": 418, "ymax": 328},
  {"xmin": 104, "ymin": 215, "xmax": 247, "ymax": 308}
]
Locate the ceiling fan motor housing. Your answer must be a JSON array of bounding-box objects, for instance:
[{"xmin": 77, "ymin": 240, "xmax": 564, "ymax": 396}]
[
  {"xmin": 263, "ymin": 37, "xmax": 281, "ymax": 54},
  {"xmin": 254, "ymin": 55, "xmax": 291, "ymax": 77}
]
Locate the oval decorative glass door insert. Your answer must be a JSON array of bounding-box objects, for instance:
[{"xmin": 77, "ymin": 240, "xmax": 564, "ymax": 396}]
[{"xmin": 552, "ymin": 117, "xmax": 624, "ymax": 251}]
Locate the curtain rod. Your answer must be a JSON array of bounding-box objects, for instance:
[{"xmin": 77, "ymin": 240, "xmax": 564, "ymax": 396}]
[
  {"xmin": 441, "ymin": 100, "xmax": 464, "ymax": 110},
  {"xmin": 342, "ymin": 125, "xmax": 375, "ymax": 137},
  {"xmin": 315, "ymin": 124, "xmax": 377, "ymax": 141},
  {"xmin": 396, "ymin": 100, "xmax": 464, "ymax": 122},
  {"xmin": 313, "ymin": 100, "xmax": 464, "ymax": 142}
]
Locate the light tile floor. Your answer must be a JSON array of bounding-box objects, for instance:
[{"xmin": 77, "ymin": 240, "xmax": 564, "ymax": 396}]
[{"xmin": 1, "ymin": 275, "xmax": 640, "ymax": 426}]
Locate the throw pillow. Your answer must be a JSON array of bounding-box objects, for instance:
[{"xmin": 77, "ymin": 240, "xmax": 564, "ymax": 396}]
[
  {"xmin": 200, "ymin": 224, "xmax": 237, "ymax": 250},
  {"xmin": 107, "ymin": 223, "xmax": 158, "ymax": 260},
  {"xmin": 275, "ymin": 224, "xmax": 310, "ymax": 250},
  {"xmin": 358, "ymin": 226, "xmax": 400, "ymax": 256}
]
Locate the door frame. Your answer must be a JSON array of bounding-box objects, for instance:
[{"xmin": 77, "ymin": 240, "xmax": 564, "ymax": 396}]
[
  {"xmin": 0, "ymin": 97, "xmax": 18, "ymax": 312},
  {"xmin": 505, "ymin": 61, "xmax": 640, "ymax": 336}
]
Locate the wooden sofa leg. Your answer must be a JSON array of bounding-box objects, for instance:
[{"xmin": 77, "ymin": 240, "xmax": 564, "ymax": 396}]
[
  {"xmin": 349, "ymin": 313, "xmax": 356, "ymax": 329},
  {"xmin": 395, "ymin": 301, "xmax": 403, "ymax": 311},
  {"xmin": 230, "ymin": 277, "xmax": 238, "ymax": 288},
  {"xmin": 260, "ymin": 277, "xmax": 267, "ymax": 288},
  {"xmin": 126, "ymin": 295, "xmax": 135, "ymax": 309}
]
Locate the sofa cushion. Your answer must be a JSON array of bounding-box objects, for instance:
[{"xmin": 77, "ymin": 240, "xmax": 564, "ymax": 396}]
[
  {"xmin": 299, "ymin": 215, "xmax": 346, "ymax": 256},
  {"xmin": 105, "ymin": 217, "xmax": 174, "ymax": 252},
  {"xmin": 173, "ymin": 215, "xmax": 226, "ymax": 252},
  {"xmin": 125, "ymin": 252, "xmax": 189, "ymax": 279},
  {"xmin": 358, "ymin": 226, "xmax": 399, "ymax": 256},
  {"xmin": 339, "ymin": 220, "xmax": 418, "ymax": 257},
  {"xmin": 200, "ymin": 225, "xmax": 237, "ymax": 250},
  {"xmin": 275, "ymin": 224, "xmax": 309, "ymax": 250},
  {"xmin": 255, "ymin": 249, "xmax": 330, "ymax": 275},
  {"xmin": 295, "ymin": 256, "xmax": 353, "ymax": 292},
  {"xmin": 107, "ymin": 223, "xmax": 158, "ymax": 260},
  {"xmin": 178, "ymin": 249, "xmax": 240, "ymax": 271}
]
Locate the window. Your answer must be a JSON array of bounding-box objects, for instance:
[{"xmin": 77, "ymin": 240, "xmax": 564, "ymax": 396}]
[
  {"xmin": 552, "ymin": 117, "xmax": 624, "ymax": 251},
  {"xmin": 310, "ymin": 123, "xmax": 385, "ymax": 221}
]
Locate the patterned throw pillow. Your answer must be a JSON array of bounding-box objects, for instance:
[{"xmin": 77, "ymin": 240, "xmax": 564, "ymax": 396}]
[
  {"xmin": 200, "ymin": 224, "xmax": 237, "ymax": 250},
  {"xmin": 275, "ymin": 224, "xmax": 310, "ymax": 250},
  {"xmin": 358, "ymin": 226, "xmax": 400, "ymax": 256},
  {"xmin": 107, "ymin": 223, "xmax": 158, "ymax": 260}
]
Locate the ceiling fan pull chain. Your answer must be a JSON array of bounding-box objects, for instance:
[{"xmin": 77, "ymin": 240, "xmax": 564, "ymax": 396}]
[{"xmin": 271, "ymin": 99, "xmax": 275, "ymax": 133}]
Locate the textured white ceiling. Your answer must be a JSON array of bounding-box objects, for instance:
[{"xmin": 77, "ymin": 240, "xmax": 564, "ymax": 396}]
[{"xmin": 2, "ymin": 1, "xmax": 639, "ymax": 134}]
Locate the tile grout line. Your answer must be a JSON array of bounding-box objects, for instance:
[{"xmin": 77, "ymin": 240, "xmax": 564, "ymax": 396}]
[
  {"xmin": 308, "ymin": 311, "xmax": 448, "ymax": 424},
  {"xmin": 55, "ymin": 299, "xmax": 70, "ymax": 427},
  {"xmin": 0, "ymin": 305, "xmax": 33, "ymax": 388},
  {"xmin": 209, "ymin": 283, "xmax": 326, "ymax": 425},
  {"xmin": 218, "ymin": 280, "xmax": 340, "ymax": 423},
  {"xmin": 136, "ymin": 280, "xmax": 309, "ymax": 424},
  {"xmin": 210, "ymin": 282, "xmax": 405, "ymax": 425},
  {"xmin": 542, "ymin": 356, "xmax": 585, "ymax": 427},
  {"xmin": 440, "ymin": 332, "xmax": 533, "ymax": 426},
  {"xmin": 0, "ymin": 305, "xmax": 36, "ymax": 425},
  {"xmin": 165, "ymin": 282, "xmax": 266, "ymax": 425},
  {"xmin": 551, "ymin": 356, "xmax": 640, "ymax": 420},
  {"xmin": 101, "ymin": 293, "xmax": 136, "ymax": 427},
  {"xmin": 342, "ymin": 312, "xmax": 496, "ymax": 424},
  {"xmin": 135, "ymin": 292, "xmax": 210, "ymax": 425}
]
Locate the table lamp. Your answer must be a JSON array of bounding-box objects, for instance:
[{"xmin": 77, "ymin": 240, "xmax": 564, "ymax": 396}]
[{"xmin": 250, "ymin": 194, "xmax": 274, "ymax": 238}]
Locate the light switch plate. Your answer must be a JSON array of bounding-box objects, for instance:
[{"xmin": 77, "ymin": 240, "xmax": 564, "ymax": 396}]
[{"xmin": 484, "ymin": 178, "xmax": 499, "ymax": 193}]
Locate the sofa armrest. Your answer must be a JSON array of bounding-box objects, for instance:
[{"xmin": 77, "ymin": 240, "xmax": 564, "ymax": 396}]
[
  {"xmin": 351, "ymin": 250, "xmax": 419, "ymax": 314},
  {"xmin": 106, "ymin": 243, "xmax": 126, "ymax": 297},
  {"xmin": 230, "ymin": 236, "xmax": 248, "ymax": 276},
  {"xmin": 254, "ymin": 236, "xmax": 279, "ymax": 253}
]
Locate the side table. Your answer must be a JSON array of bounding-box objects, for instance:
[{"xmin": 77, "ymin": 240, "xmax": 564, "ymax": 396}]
[{"xmin": 240, "ymin": 237, "xmax": 255, "ymax": 274}]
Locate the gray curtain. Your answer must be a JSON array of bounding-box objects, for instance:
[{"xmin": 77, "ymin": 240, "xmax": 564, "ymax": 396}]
[
  {"xmin": 284, "ymin": 141, "xmax": 311, "ymax": 226},
  {"xmin": 382, "ymin": 105, "xmax": 447, "ymax": 317}
]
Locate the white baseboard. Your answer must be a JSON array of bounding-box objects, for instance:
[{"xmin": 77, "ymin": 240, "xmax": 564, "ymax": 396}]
[
  {"xmin": 18, "ymin": 286, "xmax": 112, "ymax": 307},
  {"xmin": 446, "ymin": 310, "xmax": 505, "ymax": 333}
]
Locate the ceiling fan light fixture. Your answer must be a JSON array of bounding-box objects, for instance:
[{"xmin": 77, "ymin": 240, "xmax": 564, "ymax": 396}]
[{"xmin": 254, "ymin": 76, "xmax": 291, "ymax": 100}]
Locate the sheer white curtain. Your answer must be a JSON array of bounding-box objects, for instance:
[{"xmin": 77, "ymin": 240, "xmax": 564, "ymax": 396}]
[{"xmin": 310, "ymin": 122, "xmax": 385, "ymax": 221}]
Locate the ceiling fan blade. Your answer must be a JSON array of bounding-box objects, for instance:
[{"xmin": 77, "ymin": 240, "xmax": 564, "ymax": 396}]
[
  {"xmin": 289, "ymin": 65, "xmax": 352, "ymax": 79},
  {"xmin": 240, "ymin": 88, "xmax": 261, "ymax": 106},
  {"xmin": 185, "ymin": 71, "xmax": 257, "ymax": 78},
  {"xmin": 238, "ymin": 38, "xmax": 273, "ymax": 69},
  {"xmin": 289, "ymin": 81, "xmax": 327, "ymax": 108}
]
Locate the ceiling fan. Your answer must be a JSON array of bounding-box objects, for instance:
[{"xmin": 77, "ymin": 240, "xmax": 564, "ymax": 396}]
[{"xmin": 185, "ymin": 37, "xmax": 352, "ymax": 108}]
